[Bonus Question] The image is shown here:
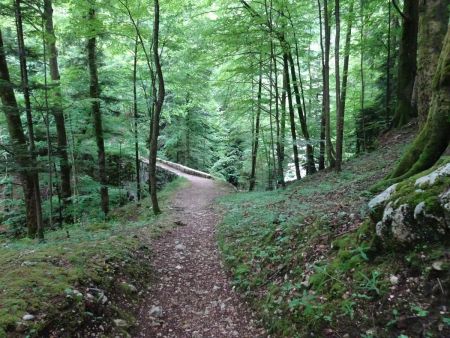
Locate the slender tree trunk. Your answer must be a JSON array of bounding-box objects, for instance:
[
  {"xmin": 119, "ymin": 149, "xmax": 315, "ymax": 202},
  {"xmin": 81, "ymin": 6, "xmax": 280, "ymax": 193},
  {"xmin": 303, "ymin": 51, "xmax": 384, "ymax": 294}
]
[
  {"xmin": 386, "ymin": 26, "xmax": 450, "ymax": 183},
  {"xmin": 149, "ymin": 0, "xmax": 165, "ymax": 214},
  {"xmin": 391, "ymin": 0, "xmax": 419, "ymax": 128},
  {"xmin": 249, "ymin": 57, "xmax": 263, "ymax": 191},
  {"xmin": 323, "ymin": 0, "xmax": 335, "ymax": 167},
  {"xmin": 43, "ymin": 0, "xmax": 71, "ymax": 211},
  {"xmin": 416, "ymin": 0, "xmax": 449, "ymax": 126},
  {"xmin": 340, "ymin": 0, "xmax": 354, "ymax": 119},
  {"xmin": 133, "ymin": 35, "xmax": 141, "ymax": 201},
  {"xmin": 15, "ymin": 0, "xmax": 44, "ymax": 239},
  {"xmin": 283, "ymin": 53, "xmax": 301, "ymax": 180},
  {"xmin": 42, "ymin": 20, "xmax": 53, "ymax": 228},
  {"xmin": 360, "ymin": 0, "xmax": 367, "ymax": 152},
  {"xmin": 335, "ymin": 0, "xmax": 343, "ymax": 172},
  {"xmin": 273, "ymin": 47, "xmax": 285, "ymax": 187},
  {"xmin": 386, "ymin": 0, "xmax": 392, "ymax": 124},
  {"xmin": 287, "ymin": 53, "xmax": 316, "ymax": 175},
  {"xmin": 87, "ymin": 8, "xmax": 109, "ymax": 216},
  {"xmin": 318, "ymin": 0, "xmax": 326, "ymax": 169}
]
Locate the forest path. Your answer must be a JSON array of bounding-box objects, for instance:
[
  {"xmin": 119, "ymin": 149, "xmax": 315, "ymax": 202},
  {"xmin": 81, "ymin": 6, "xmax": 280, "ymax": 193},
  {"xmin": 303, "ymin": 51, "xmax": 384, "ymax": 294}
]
[{"xmin": 135, "ymin": 167, "xmax": 265, "ymax": 337}]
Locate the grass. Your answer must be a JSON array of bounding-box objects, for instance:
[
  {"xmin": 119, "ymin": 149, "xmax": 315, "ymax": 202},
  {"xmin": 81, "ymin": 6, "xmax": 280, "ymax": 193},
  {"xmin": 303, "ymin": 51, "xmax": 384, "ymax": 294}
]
[
  {"xmin": 0, "ymin": 177, "xmax": 188, "ymax": 337},
  {"xmin": 217, "ymin": 131, "xmax": 450, "ymax": 337}
]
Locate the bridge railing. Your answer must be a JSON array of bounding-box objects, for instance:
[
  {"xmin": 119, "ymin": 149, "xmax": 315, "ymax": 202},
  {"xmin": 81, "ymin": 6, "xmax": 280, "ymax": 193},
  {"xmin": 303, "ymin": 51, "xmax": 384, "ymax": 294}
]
[{"xmin": 139, "ymin": 157, "xmax": 213, "ymax": 180}]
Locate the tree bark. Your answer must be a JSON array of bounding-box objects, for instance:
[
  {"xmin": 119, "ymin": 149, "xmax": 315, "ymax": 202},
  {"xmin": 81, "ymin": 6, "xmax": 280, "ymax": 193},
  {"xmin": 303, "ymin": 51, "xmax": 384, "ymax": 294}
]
[
  {"xmin": 335, "ymin": 0, "xmax": 343, "ymax": 172},
  {"xmin": 322, "ymin": 0, "xmax": 335, "ymax": 168},
  {"xmin": 387, "ymin": 25, "xmax": 450, "ymax": 182},
  {"xmin": 272, "ymin": 46, "xmax": 285, "ymax": 187},
  {"xmin": 149, "ymin": 0, "xmax": 165, "ymax": 215},
  {"xmin": 391, "ymin": 0, "xmax": 419, "ymax": 128},
  {"xmin": 87, "ymin": 8, "xmax": 109, "ymax": 216},
  {"xmin": 249, "ymin": 58, "xmax": 263, "ymax": 191},
  {"xmin": 0, "ymin": 29, "xmax": 41, "ymax": 238},
  {"xmin": 133, "ymin": 35, "xmax": 141, "ymax": 201},
  {"xmin": 283, "ymin": 53, "xmax": 301, "ymax": 180},
  {"xmin": 43, "ymin": 0, "xmax": 72, "ymax": 211},
  {"xmin": 340, "ymin": 0, "xmax": 354, "ymax": 121},
  {"xmin": 416, "ymin": 0, "xmax": 449, "ymax": 126}
]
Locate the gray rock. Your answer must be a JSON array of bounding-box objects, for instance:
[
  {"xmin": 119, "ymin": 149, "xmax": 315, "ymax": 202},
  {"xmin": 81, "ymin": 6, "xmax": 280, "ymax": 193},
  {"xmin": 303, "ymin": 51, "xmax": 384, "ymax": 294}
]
[
  {"xmin": 175, "ymin": 244, "xmax": 186, "ymax": 251},
  {"xmin": 368, "ymin": 184, "xmax": 398, "ymax": 221},
  {"xmin": 148, "ymin": 305, "xmax": 163, "ymax": 318},
  {"xmin": 415, "ymin": 163, "xmax": 450, "ymax": 188},
  {"xmin": 22, "ymin": 314, "xmax": 35, "ymax": 321}
]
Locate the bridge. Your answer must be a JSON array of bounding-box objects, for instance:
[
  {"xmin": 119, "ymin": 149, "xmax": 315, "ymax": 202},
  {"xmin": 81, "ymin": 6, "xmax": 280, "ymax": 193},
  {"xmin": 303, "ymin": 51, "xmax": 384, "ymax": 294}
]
[{"xmin": 139, "ymin": 157, "xmax": 213, "ymax": 180}]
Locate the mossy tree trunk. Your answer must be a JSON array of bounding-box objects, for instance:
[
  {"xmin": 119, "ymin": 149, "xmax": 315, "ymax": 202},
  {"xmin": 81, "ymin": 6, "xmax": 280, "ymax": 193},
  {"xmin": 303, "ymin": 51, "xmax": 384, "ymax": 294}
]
[
  {"xmin": 416, "ymin": 0, "xmax": 449, "ymax": 126},
  {"xmin": 388, "ymin": 25, "xmax": 450, "ymax": 182},
  {"xmin": 391, "ymin": 0, "xmax": 419, "ymax": 128}
]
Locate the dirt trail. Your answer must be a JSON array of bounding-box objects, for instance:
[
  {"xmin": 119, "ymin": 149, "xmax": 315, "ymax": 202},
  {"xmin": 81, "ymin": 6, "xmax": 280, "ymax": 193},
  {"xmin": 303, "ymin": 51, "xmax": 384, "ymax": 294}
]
[{"xmin": 136, "ymin": 165, "xmax": 265, "ymax": 337}]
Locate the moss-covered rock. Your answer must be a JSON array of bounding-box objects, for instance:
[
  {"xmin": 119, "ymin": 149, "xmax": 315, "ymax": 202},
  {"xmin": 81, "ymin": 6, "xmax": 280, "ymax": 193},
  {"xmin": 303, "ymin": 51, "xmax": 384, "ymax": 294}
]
[{"xmin": 369, "ymin": 158, "xmax": 450, "ymax": 247}]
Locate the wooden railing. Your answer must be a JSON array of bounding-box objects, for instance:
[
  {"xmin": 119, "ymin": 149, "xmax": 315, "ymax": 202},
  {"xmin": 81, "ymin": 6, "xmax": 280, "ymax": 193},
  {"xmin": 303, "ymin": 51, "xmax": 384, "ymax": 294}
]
[{"xmin": 139, "ymin": 157, "xmax": 213, "ymax": 180}]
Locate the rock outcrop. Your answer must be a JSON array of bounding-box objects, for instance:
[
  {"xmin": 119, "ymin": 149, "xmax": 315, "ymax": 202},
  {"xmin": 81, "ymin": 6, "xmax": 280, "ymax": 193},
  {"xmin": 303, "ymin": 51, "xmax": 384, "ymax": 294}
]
[{"xmin": 369, "ymin": 158, "xmax": 450, "ymax": 247}]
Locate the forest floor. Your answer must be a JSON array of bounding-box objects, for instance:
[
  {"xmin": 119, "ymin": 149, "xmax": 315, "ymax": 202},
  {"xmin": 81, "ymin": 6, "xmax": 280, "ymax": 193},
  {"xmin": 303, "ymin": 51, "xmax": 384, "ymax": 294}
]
[
  {"xmin": 217, "ymin": 124, "xmax": 450, "ymax": 337},
  {"xmin": 134, "ymin": 164, "xmax": 265, "ymax": 337}
]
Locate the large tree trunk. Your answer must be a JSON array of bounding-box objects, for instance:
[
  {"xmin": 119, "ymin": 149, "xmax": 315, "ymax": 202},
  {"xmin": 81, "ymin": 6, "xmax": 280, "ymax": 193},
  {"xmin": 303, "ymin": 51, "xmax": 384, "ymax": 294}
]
[
  {"xmin": 87, "ymin": 8, "xmax": 109, "ymax": 216},
  {"xmin": 283, "ymin": 53, "xmax": 301, "ymax": 180},
  {"xmin": 249, "ymin": 58, "xmax": 263, "ymax": 191},
  {"xmin": 0, "ymin": 29, "xmax": 41, "ymax": 238},
  {"xmin": 416, "ymin": 0, "xmax": 449, "ymax": 126},
  {"xmin": 149, "ymin": 0, "xmax": 165, "ymax": 215},
  {"xmin": 43, "ymin": 0, "xmax": 72, "ymax": 210},
  {"xmin": 387, "ymin": 25, "xmax": 450, "ymax": 182},
  {"xmin": 391, "ymin": 0, "xmax": 419, "ymax": 128}
]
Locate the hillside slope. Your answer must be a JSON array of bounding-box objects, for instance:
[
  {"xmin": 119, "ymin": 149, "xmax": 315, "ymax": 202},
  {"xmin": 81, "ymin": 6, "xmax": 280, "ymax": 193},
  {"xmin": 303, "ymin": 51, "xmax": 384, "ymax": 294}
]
[{"xmin": 217, "ymin": 127, "xmax": 450, "ymax": 337}]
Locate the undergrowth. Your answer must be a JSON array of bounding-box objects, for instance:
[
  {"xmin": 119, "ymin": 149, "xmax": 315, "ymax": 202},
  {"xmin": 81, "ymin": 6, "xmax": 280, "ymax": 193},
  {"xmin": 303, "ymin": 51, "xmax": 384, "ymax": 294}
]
[
  {"xmin": 218, "ymin": 133, "xmax": 450, "ymax": 337},
  {"xmin": 0, "ymin": 177, "xmax": 188, "ymax": 337}
]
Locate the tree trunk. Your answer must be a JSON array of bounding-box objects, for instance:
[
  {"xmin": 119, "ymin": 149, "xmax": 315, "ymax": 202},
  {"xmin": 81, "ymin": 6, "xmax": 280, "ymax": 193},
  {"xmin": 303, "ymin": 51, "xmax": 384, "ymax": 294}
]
[
  {"xmin": 387, "ymin": 25, "xmax": 450, "ymax": 182},
  {"xmin": 43, "ymin": 0, "xmax": 72, "ymax": 210},
  {"xmin": 287, "ymin": 52, "xmax": 316, "ymax": 175},
  {"xmin": 87, "ymin": 8, "xmax": 109, "ymax": 216},
  {"xmin": 334, "ymin": 0, "xmax": 343, "ymax": 172},
  {"xmin": 416, "ymin": 0, "xmax": 449, "ymax": 126},
  {"xmin": 340, "ymin": 0, "xmax": 354, "ymax": 121},
  {"xmin": 149, "ymin": 0, "xmax": 165, "ymax": 215},
  {"xmin": 0, "ymin": 29, "xmax": 41, "ymax": 238},
  {"xmin": 391, "ymin": 0, "xmax": 419, "ymax": 128},
  {"xmin": 249, "ymin": 58, "xmax": 263, "ymax": 191},
  {"xmin": 322, "ymin": 0, "xmax": 335, "ymax": 168},
  {"xmin": 133, "ymin": 35, "xmax": 141, "ymax": 201},
  {"xmin": 272, "ymin": 45, "xmax": 285, "ymax": 187},
  {"xmin": 386, "ymin": 0, "xmax": 392, "ymax": 124},
  {"xmin": 15, "ymin": 0, "xmax": 44, "ymax": 239},
  {"xmin": 283, "ymin": 53, "xmax": 301, "ymax": 180},
  {"xmin": 318, "ymin": 0, "xmax": 326, "ymax": 169}
]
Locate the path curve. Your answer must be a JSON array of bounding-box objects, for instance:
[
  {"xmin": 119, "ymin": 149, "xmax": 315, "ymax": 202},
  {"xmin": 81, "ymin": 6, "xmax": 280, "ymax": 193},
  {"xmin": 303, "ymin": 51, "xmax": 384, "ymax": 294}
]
[{"xmin": 136, "ymin": 166, "xmax": 265, "ymax": 337}]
